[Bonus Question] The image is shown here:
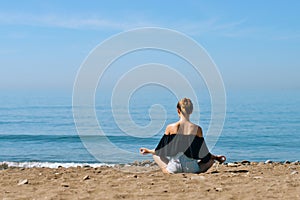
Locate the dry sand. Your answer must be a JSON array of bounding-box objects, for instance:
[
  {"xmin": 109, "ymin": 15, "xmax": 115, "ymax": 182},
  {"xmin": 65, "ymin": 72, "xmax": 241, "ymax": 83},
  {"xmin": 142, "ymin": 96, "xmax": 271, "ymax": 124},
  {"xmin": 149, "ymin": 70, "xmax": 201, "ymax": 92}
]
[{"xmin": 1, "ymin": 161, "xmax": 299, "ymax": 200}]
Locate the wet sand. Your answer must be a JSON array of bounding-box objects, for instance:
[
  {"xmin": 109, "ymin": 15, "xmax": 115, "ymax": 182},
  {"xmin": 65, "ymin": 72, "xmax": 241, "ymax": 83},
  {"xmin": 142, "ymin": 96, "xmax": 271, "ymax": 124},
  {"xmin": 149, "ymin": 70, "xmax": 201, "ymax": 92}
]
[{"xmin": 0, "ymin": 161, "xmax": 299, "ymax": 200}]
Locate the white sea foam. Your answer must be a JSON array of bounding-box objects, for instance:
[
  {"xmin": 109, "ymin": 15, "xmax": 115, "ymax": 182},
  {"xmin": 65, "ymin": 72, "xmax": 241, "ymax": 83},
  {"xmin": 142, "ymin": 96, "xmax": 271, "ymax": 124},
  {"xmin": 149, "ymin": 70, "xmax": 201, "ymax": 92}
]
[{"xmin": 0, "ymin": 161, "xmax": 115, "ymax": 168}]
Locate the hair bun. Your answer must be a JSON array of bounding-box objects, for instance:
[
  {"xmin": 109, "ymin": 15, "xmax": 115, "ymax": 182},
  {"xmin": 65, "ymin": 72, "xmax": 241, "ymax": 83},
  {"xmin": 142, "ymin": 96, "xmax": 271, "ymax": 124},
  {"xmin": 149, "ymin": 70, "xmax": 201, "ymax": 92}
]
[{"xmin": 177, "ymin": 98, "xmax": 193, "ymax": 115}]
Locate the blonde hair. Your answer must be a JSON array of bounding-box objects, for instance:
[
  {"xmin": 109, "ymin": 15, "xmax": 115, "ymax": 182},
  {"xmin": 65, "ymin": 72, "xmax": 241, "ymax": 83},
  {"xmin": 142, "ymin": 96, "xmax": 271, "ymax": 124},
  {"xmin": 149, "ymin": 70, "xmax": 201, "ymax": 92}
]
[{"xmin": 177, "ymin": 98, "xmax": 193, "ymax": 115}]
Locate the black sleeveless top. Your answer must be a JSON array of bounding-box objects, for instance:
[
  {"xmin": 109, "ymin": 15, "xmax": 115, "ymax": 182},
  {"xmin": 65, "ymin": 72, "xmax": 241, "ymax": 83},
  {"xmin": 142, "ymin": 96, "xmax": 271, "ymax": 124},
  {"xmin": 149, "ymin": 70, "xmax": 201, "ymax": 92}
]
[{"xmin": 155, "ymin": 134, "xmax": 211, "ymax": 163}]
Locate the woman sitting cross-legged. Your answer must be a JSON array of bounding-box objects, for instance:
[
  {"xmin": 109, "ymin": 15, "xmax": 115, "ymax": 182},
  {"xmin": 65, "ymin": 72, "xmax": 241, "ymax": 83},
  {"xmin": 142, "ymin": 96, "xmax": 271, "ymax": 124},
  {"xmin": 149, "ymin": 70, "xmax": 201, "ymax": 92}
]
[{"xmin": 140, "ymin": 98, "xmax": 226, "ymax": 174}]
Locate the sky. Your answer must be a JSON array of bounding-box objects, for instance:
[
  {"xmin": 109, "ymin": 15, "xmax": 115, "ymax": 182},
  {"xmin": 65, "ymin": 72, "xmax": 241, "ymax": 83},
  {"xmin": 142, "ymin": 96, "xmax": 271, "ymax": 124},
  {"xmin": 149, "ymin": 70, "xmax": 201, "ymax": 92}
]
[{"xmin": 0, "ymin": 0, "xmax": 299, "ymax": 91}]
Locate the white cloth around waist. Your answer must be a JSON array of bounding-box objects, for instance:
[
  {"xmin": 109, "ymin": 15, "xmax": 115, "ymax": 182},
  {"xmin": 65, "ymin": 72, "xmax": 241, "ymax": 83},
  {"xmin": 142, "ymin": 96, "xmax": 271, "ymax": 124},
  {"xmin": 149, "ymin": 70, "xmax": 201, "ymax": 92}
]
[{"xmin": 166, "ymin": 152, "xmax": 200, "ymax": 173}]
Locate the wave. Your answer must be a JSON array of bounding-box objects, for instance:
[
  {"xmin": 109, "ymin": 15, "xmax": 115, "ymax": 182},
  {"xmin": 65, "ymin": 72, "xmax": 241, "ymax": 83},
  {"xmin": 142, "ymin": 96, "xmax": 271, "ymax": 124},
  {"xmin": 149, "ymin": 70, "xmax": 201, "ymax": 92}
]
[
  {"xmin": 0, "ymin": 105, "xmax": 72, "ymax": 110},
  {"xmin": 0, "ymin": 134, "xmax": 161, "ymax": 140},
  {"xmin": 0, "ymin": 161, "xmax": 115, "ymax": 169}
]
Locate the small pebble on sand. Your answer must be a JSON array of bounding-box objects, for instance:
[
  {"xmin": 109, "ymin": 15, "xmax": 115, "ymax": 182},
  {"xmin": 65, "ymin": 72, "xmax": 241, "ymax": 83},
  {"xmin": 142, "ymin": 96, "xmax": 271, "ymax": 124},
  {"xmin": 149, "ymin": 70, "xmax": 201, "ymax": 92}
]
[
  {"xmin": 290, "ymin": 171, "xmax": 298, "ymax": 175},
  {"xmin": 61, "ymin": 183, "xmax": 69, "ymax": 187},
  {"xmin": 18, "ymin": 179, "xmax": 28, "ymax": 185},
  {"xmin": 227, "ymin": 163, "xmax": 238, "ymax": 167},
  {"xmin": 241, "ymin": 160, "xmax": 251, "ymax": 165}
]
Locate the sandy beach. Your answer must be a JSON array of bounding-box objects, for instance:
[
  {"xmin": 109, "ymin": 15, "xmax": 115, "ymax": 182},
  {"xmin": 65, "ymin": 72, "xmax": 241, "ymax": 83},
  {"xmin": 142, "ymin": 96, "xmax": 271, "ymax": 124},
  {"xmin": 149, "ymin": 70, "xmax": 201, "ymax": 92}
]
[{"xmin": 1, "ymin": 161, "xmax": 299, "ymax": 200}]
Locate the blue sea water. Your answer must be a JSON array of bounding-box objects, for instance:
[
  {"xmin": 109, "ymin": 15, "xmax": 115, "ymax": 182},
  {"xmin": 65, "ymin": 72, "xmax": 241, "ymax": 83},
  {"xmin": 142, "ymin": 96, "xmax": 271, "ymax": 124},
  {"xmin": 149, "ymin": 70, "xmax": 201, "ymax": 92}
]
[{"xmin": 0, "ymin": 90, "xmax": 299, "ymax": 167}]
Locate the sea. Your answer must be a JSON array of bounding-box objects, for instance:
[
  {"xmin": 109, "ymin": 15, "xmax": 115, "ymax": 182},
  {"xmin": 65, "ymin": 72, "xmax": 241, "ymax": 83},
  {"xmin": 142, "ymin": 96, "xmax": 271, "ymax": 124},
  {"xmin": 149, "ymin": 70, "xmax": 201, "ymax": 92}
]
[{"xmin": 0, "ymin": 89, "xmax": 299, "ymax": 168}]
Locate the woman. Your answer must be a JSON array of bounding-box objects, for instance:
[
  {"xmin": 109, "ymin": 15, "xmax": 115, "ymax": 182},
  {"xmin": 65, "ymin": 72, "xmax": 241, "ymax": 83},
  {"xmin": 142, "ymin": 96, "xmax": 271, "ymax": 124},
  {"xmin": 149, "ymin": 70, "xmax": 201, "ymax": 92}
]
[{"xmin": 140, "ymin": 98, "xmax": 226, "ymax": 174}]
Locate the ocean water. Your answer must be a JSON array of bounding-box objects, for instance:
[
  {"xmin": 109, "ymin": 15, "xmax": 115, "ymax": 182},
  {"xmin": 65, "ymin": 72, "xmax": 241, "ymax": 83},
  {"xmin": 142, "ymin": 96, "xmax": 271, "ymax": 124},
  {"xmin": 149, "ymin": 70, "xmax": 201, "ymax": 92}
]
[{"xmin": 0, "ymin": 90, "xmax": 299, "ymax": 167}]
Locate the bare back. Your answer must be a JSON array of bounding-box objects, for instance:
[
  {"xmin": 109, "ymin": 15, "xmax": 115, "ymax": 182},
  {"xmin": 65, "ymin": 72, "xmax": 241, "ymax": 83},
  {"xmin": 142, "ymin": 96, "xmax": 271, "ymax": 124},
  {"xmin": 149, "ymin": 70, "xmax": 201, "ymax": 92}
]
[{"xmin": 165, "ymin": 121, "xmax": 203, "ymax": 137}]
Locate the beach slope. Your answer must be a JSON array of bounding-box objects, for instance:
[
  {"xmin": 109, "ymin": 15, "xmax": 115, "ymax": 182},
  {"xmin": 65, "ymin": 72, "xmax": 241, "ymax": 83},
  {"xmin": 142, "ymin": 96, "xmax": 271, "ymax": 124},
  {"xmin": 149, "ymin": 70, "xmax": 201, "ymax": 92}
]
[{"xmin": 1, "ymin": 162, "xmax": 299, "ymax": 199}]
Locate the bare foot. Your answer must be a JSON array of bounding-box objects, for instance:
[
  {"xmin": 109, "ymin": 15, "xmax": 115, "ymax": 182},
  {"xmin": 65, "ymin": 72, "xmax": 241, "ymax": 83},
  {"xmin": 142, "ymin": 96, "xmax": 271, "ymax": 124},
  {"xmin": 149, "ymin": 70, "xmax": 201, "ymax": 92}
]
[
  {"xmin": 162, "ymin": 167, "xmax": 170, "ymax": 174},
  {"xmin": 215, "ymin": 155, "xmax": 226, "ymax": 163}
]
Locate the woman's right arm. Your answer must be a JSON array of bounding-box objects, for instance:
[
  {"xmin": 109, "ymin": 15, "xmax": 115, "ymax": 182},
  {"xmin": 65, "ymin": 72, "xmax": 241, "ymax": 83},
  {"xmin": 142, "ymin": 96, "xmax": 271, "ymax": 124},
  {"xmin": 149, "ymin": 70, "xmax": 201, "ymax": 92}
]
[
  {"xmin": 140, "ymin": 124, "xmax": 172, "ymax": 156},
  {"xmin": 139, "ymin": 147, "xmax": 155, "ymax": 155}
]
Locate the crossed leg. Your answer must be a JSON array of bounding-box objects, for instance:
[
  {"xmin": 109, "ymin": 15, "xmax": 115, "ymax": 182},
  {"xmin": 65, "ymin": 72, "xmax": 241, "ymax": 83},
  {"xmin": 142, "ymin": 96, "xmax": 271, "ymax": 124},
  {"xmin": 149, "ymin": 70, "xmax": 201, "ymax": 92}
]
[
  {"xmin": 198, "ymin": 154, "xmax": 226, "ymax": 173},
  {"xmin": 153, "ymin": 154, "xmax": 226, "ymax": 174},
  {"xmin": 152, "ymin": 155, "xmax": 170, "ymax": 174}
]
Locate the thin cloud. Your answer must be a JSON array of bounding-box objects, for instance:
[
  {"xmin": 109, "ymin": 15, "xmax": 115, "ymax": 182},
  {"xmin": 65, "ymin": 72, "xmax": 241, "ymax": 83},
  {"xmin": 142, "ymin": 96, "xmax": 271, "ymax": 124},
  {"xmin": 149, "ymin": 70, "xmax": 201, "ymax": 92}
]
[
  {"xmin": 0, "ymin": 12, "xmax": 154, "ymax": 30},
  {"xmin": 1, "ymin": 12, "xmax": 297, "ymax": 41},
  {"xmin": 172, "ymin": 18, "xmax": 249, "ymax": 37},
  {"xmin": 175, "ymin": 19, "xmax": 300, "ymax": 41},
  {"xmin": 0, "ymin": 12, "xmax": 248, "ymax": 36}
]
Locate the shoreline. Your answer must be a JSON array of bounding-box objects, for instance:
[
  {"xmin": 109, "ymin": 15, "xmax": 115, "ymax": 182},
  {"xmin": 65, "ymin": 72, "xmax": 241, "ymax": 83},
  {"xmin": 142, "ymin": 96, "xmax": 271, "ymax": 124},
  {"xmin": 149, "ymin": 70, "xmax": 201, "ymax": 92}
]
[
  {"xmin": 1, "ymin": 161, "xmax": 299, "ymax": 199},
  {"xmin": 1, "ymin": 159, "xmax": 299, "ymax": 169}
]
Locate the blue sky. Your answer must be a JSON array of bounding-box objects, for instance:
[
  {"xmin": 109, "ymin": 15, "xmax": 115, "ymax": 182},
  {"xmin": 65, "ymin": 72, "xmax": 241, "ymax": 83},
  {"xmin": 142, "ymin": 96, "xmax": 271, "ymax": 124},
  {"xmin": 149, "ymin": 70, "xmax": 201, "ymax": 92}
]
[{"xmin": 0, "ymin": 0, "xmax": 299, "ymax": 91}]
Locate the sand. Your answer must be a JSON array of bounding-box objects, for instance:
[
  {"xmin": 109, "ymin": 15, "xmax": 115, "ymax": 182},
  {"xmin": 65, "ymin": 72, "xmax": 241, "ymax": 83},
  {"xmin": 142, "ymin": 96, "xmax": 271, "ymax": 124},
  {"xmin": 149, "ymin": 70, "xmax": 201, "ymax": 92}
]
[{"xmin": 0, "ymin": 161, "xmax": 299, "ymax": 200}]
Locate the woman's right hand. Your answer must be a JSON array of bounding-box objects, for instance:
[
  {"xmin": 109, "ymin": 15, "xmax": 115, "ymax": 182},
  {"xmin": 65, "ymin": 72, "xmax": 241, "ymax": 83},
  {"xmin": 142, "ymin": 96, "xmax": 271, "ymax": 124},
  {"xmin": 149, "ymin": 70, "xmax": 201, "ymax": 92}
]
[{"xmin": 139, "ymin": 147, "xmax": 151, "ymax": 155}]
